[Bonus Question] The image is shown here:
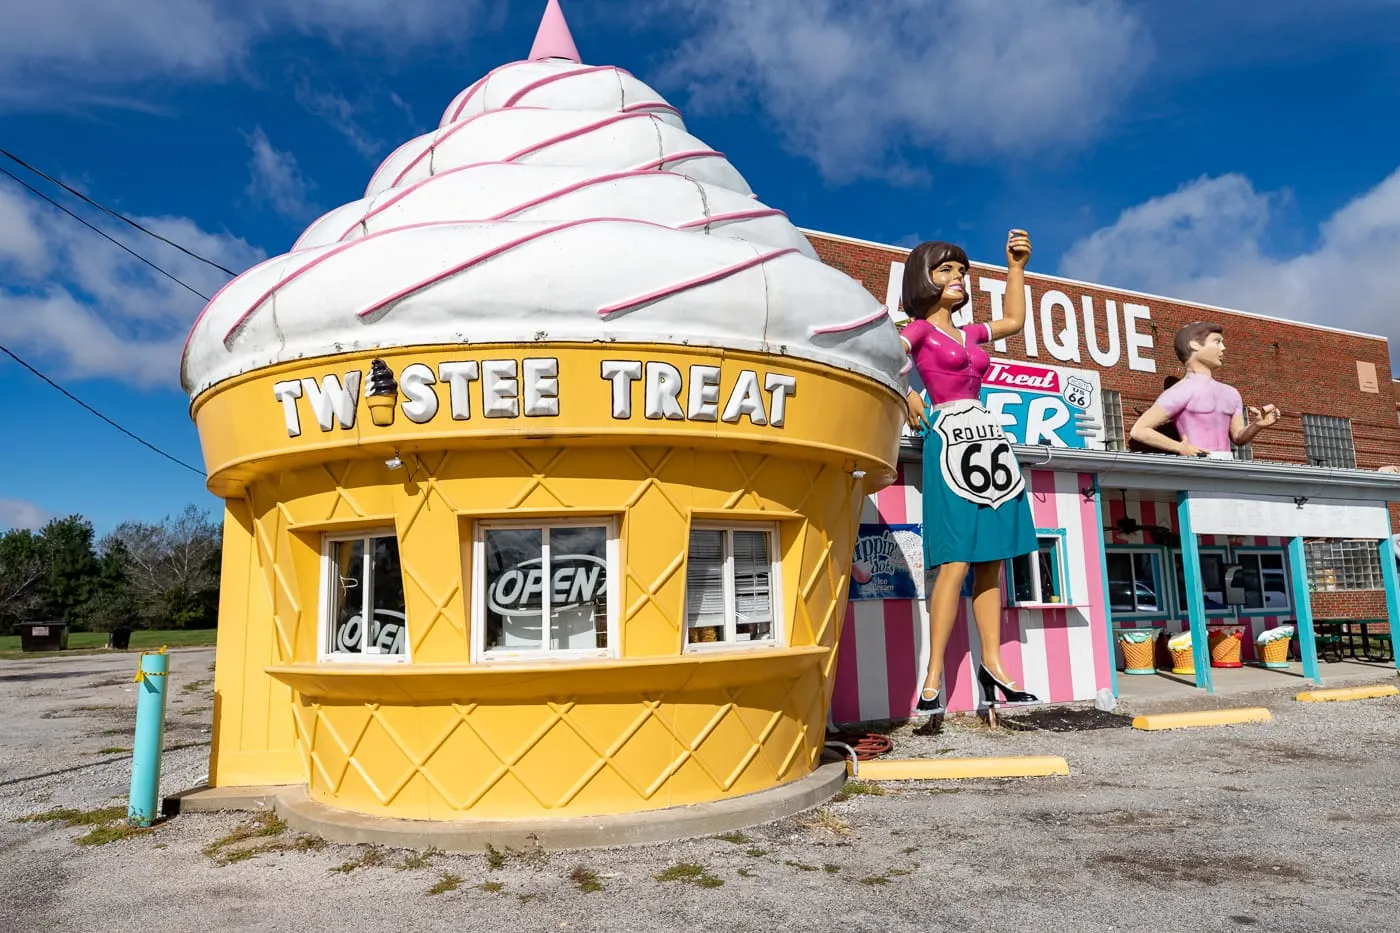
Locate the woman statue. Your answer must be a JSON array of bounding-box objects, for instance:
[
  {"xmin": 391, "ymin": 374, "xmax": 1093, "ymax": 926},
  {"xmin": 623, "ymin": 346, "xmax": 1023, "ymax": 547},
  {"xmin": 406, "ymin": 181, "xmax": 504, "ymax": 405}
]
[{"xmin": 900, "ymin": 230, "xmax": 1039, "ymax": 722}]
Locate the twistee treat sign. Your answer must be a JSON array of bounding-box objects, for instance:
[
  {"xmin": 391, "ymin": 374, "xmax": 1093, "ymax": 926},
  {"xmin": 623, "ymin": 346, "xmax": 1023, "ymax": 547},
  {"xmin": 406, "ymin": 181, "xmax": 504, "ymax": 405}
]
[{"xmin": 269, "ymin": 356, "xmax": 799, "ymax": 437}]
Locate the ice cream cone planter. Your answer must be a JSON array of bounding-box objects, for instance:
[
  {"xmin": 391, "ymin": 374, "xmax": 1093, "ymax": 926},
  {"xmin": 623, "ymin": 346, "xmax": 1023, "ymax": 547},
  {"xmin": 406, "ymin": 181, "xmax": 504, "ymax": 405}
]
[
  {"xmin": 180, "ymin": 11, "xmax": 909, "ymax": 824},
  {"xmin": 1207, "ymin": 625, "xmax": 1245, "ymax": 668},
  {"xmin": 1165, "ymin": 631, "xmax": 1195, "ymax": 676},
  {"xmin": 1116, "ymin": 628, "xmax": 1157, "ymax": 675},
  {"xmin": 1256, "ymin": 625, "xmax": 1295, "ymax": 669}
]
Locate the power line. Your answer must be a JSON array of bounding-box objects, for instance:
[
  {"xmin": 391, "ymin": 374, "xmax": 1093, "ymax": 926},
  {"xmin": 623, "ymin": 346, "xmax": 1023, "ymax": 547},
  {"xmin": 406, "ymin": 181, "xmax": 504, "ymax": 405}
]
[
  {"xmin": 0, "ymin": 342, "xmax": 207, "ymax": 478},
  {"xmin": 0, "ymin": 164, "xmax": 211, "ymax": 302},
  {"xmin": 0, "ymin": 146, "xmax": 238, "ymax": 276}
]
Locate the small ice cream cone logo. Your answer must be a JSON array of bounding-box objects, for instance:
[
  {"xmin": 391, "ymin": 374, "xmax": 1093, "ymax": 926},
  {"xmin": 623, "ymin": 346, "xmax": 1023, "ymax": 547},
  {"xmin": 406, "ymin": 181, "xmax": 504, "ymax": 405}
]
[{"xmin": 366, "ymin": 359, "xmax": 398, "ymax": 427}]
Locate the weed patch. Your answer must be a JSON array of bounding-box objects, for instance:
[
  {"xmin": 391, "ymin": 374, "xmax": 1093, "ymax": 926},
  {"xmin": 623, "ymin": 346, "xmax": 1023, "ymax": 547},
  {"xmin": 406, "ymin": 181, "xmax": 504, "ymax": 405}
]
[
  {"xmin": 858, "ymin": 874, "xmax": 891, "ymax": 886},
  {"xmin": 569, "ymin": 865, "xmax": 603, "ymax": 893},
  {"xmin": 803, "ymin": 808, "xmax": 850, "ymax": 836},
  {"xmin": 96, "ymin": 747, "xmax": 131, "ymax": 755},
  {"xmin": 744, "ymin": 847, "xmax": 768, "ymax": 858},
  {"xmin": 399, "ymin": 848, "xmax": 441, "ymax": 871},
  {"xmin": 17, "ymin": 806, "xmax": 127, "ymax": 826},
  {"xmin": 655, "ymin": 863, "xmax": 724, "ymax": 888},
  {"xmin": 714, "ymin": 831, "xmax": 750, "ymax": 844},
  {"xmin": 427, "ymin": 873, "xmax": 462, "ymax": 896},
  {"xmin": 77, "ymin": 824, "xmax": 151, "ymax": 846},
  {"xmin": 479, "ymin": 881, "xmax": 505, "ymax": 894}
]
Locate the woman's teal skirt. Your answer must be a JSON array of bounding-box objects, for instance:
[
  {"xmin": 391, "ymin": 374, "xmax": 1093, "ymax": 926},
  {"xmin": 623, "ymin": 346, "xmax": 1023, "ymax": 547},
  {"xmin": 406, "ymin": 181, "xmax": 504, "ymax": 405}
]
[{"xmin": 921, "ymin": 411, "xmax": 1037, "ymax": 568}]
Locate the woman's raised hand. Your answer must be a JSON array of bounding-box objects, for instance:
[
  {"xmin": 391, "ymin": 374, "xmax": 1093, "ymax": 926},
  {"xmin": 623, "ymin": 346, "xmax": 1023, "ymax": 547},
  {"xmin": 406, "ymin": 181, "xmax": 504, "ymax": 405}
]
[{"xmin": 1006, "ymin": 229, "xmax": 1032, "ymax": 269}]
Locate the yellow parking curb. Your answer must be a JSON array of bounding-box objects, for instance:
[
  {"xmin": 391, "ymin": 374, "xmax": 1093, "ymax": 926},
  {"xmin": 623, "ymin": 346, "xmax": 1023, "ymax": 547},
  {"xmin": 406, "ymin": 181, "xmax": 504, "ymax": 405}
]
[
  {"xmin": 1131, "ymin": 707, "xmax": 1272, "ymax": 731},
  {"xmin": 1296, "ymin": 684, "xmax": 1400, "ymax": 703},
  {"xmin": 849, "ymin": 756, "xmax": 1069, "ymax": 781}
]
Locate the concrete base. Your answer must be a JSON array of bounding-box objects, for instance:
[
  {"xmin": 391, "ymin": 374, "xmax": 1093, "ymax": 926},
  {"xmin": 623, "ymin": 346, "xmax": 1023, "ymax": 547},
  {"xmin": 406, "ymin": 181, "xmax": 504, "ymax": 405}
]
[{"xmin": 163, "ymin": 762, "xmax": 848, "ymax": 852}]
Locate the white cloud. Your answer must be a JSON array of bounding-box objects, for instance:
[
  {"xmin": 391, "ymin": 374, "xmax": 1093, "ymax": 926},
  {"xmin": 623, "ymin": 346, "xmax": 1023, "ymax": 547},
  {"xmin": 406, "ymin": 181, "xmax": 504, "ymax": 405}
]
[
  {"xmin": 0, "ymin": 499, "xmax": 49, "ymax": 532},
  {"xmin": 650, "ymin": 0, "xmax": 1151, "ymax": 181},
  {"xmin": 245, "ymin": 127, "xmax": 316, "ymax": 221},
  {"xmin": 0, "ymin": 177, "xmax": 264, "ymax": 388},
  {"xmin": 0, "ymin": 0, "xmax": 485, "ymax": 108},
  {"xmin": 294, "ymin": 82, "xmax": 386, "ymax": 159},
  {"xmin": 1059, "ymin": 168, "xmax": 1400, "ymax": 355}
]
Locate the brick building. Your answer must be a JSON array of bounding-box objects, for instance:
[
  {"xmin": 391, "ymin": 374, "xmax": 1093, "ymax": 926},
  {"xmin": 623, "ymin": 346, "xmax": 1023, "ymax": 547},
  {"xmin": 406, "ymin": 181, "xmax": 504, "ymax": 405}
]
[{"xmin": 807, "ymin": 229, "xmax": 1400, "ymax": 719}]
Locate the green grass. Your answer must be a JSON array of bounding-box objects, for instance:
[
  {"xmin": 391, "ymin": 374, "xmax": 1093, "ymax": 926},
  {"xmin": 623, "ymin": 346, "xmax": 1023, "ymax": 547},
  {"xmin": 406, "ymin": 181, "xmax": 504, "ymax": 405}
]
[
  {"xmin": 654, "ymin": 863, "xmax": 724, "ymax": 888},
  {"xmin": 427, "ymin": 873, "xmax": 462, "ymax": 896},
  {"xmin": 0, "ymin": 629, "xmax": 216, "ymax": 660},
  {"xmin": 568, "ymin": 865, "xmax": 604, "ymax": 893}
]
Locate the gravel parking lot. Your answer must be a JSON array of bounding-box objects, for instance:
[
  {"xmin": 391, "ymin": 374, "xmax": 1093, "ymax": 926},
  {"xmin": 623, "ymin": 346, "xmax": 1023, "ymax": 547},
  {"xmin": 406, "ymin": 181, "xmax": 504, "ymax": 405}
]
[{"xmin": 2, "ymin": 648, "xmax": 1399, "ymax": 933}]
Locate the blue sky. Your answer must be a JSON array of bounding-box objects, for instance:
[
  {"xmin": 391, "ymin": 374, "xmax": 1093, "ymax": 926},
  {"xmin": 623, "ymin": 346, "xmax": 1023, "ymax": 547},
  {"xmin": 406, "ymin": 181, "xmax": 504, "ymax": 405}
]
[{"xmin": 3, "ymin": 0, "xmax": 1400, "ymax": 535}]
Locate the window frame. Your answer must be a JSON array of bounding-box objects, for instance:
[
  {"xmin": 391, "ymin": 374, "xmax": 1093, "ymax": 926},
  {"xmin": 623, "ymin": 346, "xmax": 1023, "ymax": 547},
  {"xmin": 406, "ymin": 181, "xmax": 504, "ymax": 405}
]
[
  {"xmin": 1170, "ymin": 545, "xmax": 1234, "ymax": 619},
  {"xmin": 1006, "ymin": 528, "xmax": 1071, "ymax": 607},
  {"xmin": 318, "ymin": 528, "xmax": 411, "ymax": 665},
  {"xmin": 1105, "ymin": 546, "xmax": 1169, "ymax": 620},
  {"xmin": 1301, "ymin": 414, "xmax": 1357, "ymax": 469},
  {"xmin": 683, "ymin": 522, "xmax": 784, "ymax": 653},
  {"xmin": 470, "ymin": 517, "xmax": 620, "ymax": 663},
  {"xmin": 1305, "ymin": 539, "xmax": 1385, "ymax": 592},
  {"xmin": 1101, "ymin": 389, "xmax": 1126, "ymax": 451},
  {"xmin": 1230, "ymin": 547, "xmax": 1293, "ymax": 616}
]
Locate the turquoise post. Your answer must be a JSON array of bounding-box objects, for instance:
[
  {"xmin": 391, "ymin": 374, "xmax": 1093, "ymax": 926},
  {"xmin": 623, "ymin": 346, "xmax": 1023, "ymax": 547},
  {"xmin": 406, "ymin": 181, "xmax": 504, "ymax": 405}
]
[
  {"xmin": 1092, "ymin": 481, "xmax": 1120, "ymax": 697},
  {"xmin": 1287, "ymin": 536, "xmax": 1321, "ymax": 686},
  {"xmin": 128, "ymin": 648, "xmax": 170, "ymax": 827},
  {"xmin": 1176, "ymin": 492, "xmax": 1213, "ymax": 692},
  {"xmin": 1379, "ymin": 520, "xmax": 1400, "ymax": 675}
]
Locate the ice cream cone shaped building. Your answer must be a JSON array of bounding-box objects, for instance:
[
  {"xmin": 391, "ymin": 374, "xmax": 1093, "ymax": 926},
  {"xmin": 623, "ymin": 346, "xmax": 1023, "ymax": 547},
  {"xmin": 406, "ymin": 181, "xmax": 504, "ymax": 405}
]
[{"xmin": 183, "ymin": 1, "xmax": 908, "ymax": 822}]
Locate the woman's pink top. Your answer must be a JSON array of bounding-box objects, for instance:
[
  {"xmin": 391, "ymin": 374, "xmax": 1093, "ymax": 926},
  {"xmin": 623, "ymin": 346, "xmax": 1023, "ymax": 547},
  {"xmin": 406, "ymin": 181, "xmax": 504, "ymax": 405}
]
[{"xmin": 902, "ymin": 320, "xmax": 992, "ymax": 404}]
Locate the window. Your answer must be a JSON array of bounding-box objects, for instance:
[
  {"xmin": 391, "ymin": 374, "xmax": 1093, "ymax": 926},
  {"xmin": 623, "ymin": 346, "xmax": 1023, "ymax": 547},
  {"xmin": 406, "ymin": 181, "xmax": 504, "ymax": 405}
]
[
  {"xmin": 1305, "ymin": 539, "xmax": 1384, "ymax": 591},
  {"xmin": 474, "ymin": 520, "xmax": 616, "ymax": 659},
  {"xmin": 1230, "ymin": 551, "xmax": 1291, "ymax": 612},
  {"xmin": 685, "ymin": 526, "xmax": 781, "ymax": 648},
  {"xmin": 1101, "ymin": 390, "xmax": 1125, "ymax": 451},
  {"xmin": 1008, "ymin": 533, "xmax": 1068, "ymax": 605},
  {"xmin": 1106, "ymin": 551, "xmax": 1162, "ymax": 615},
  {"xmin": 1301, "ymin": 414, "xmax": 1356, "ymax": 468},
  {"xmin": 1172, "ymin": 550, "xmax": 1229, "ymax": 613},
  {"xmin": 321, "ymin": 531, "xmax": 408, "ymax": 661}
]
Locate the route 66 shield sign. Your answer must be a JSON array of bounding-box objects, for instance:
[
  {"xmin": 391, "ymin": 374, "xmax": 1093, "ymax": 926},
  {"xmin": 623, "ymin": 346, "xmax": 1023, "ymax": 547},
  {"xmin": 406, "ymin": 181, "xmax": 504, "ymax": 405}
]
[{"xmin": 934, "ymin": 400, "xmax": 1026, "ymax": 509}]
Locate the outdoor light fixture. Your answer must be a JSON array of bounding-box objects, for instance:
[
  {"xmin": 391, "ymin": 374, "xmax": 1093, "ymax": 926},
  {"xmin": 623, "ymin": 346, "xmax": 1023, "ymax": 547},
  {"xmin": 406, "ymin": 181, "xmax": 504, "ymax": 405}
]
[
  {"xmin": 1294, "ymin": 496, "xmax": 1309, "ymax": 509},
  {"xmin": 385, "ymin": 450, "xmax": 404, "ymax": 471}
]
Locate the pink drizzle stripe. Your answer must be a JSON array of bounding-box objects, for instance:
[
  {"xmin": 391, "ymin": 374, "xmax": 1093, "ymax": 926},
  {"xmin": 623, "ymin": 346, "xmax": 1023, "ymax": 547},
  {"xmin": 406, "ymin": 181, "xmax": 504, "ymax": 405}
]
[
  {"xmin": 291, "ymin": 205, "xmax": 348, "ymax": 251},
  {"xmin": 343, "ymin": 160, "xmax": 508, "ymax": 241},
  {"xmin": 599, "ymin": 247, "xmax": 797, "ymax": 317},
  {"xmin": 501, "ymin": 65, "xmax": 621, "ymax": 107},
  {"xmin": 676, "ymin": 208, "xmax": 785, "ymax": 229},
  {"xmin": 831, "ymin": 603, "xmax": 860, "ymax": 723},
  {"xmin": 391, "ymin": 108, "xmax": 549, "ymax": 189},
  {"xmin": 223, "ymin": 219, "xmax": 466, "ymax": 345},
  {"xmin": 488, "ymin": 170, "xmax": 670, "ymax": 220},
  {"xmin": 875, "ymin": 461, "xmax": 908, "ymax": 523},
  {"xmin": 1079, "ymin": 471, "xmax": 1114, "ymax": 691},
  {"xmin": 1032, "ymin": 470, "xmax": 1073, "ymax": 702},
  {"xmin": 182, "ymin": 252, "xmax": 287, "ymax": 363},
  {"xmin": 884, "ymin": 599, "xmax": 917, "ymax": 719},
  {"xmin": 809, "ymin": 305, "xmax": 890, "ymax": 338},
  {"xmin": 443, "ymin": 61, "xmax": 529, "ymax": 124},
  {"xmin": 620, "ymin": 100, "xmax": 682, "ymax": 118},
  {"xmin": 630, "ymin": 149, "xmax": 724, "ymax": 171},
  {"xmin": 501, "ymin": 111, "xmax": 656, "ymax": 163},
  {"xmin": 365, "ymin": 136, "xmax": 425, "ymax": 197}
]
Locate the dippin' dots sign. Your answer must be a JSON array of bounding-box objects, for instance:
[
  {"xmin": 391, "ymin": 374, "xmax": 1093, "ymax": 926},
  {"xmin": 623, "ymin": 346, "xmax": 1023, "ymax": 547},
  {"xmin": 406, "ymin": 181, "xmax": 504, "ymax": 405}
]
[{"xmin": 271, "ymin": 358, "xmax": 798, "ymax": 437}]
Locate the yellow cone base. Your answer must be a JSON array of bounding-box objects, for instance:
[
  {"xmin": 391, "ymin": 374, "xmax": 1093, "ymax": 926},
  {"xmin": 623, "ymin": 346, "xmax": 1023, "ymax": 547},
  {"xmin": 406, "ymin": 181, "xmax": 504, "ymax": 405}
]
[
  {"xmin": 849, "ymin": 756, "xmax": 1070, "ymax": 781},
  {"xmin": 1131, "ymin": 707, "xmax": 1272, "ymax": 731},
  {"xmin": 1296, "ymin": 684, "xmax": 1400, "ymax": 703}
]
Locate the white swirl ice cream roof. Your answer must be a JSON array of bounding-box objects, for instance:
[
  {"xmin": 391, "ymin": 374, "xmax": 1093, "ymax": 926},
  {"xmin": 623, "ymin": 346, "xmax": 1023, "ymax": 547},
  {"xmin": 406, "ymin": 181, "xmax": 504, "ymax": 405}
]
[{"xmin": 180, "ymin": 0, "xmax": 909, "ymax": 400}]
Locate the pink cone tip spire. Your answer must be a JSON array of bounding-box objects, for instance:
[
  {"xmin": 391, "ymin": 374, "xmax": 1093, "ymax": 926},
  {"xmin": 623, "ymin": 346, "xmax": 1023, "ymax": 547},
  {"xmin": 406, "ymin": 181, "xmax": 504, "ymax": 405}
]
[{"xmin": 528, "ymin": 0, "xmax": 581, "ymax": 63}]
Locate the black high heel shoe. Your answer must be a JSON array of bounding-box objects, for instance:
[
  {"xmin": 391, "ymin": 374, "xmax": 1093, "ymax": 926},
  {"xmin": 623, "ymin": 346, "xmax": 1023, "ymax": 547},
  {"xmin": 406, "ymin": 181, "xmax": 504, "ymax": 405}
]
[
  {"xmin": 977, "ymin": 665, "xmax": 1037, "ymax": 726},
  {"xmin": 915, "ymin": 688, "xmax": 944, "ymax": 714}
]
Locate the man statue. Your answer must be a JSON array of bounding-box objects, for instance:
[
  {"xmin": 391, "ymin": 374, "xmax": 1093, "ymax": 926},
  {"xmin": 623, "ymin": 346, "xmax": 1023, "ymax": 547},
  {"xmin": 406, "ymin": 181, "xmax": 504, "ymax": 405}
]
[{"xmin": 1130, "ymin": 321, "xmax": 1280, "ymax": 458}]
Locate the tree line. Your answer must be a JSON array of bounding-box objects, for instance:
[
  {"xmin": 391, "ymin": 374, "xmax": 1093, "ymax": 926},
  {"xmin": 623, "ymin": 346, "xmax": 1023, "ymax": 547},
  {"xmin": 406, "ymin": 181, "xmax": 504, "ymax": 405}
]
[{"xmin": 0, "ymin": 505, "xmax": 220, "ymax": 634}]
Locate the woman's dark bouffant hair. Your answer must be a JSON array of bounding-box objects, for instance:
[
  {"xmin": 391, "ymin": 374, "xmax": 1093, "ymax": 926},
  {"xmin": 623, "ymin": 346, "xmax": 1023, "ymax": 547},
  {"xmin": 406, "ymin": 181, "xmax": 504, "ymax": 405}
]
[{"xmin": 901, "ymin": 241, "xmax": 971, "ymax": 320}]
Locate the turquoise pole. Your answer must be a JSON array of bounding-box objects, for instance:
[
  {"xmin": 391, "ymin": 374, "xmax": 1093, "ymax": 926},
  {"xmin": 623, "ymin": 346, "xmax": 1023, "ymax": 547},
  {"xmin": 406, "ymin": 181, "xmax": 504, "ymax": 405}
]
[
  {"xmin": 1176, "ymin": 492, "xmax": 1214, "ymax": 692},
  {"xmin": 128, "ymin": 649, "xmax": 170, "ymax": 827},
  {"xmin": 1378, "ymin": 518, "xmax": 1400, "ymax": 675},
  {"xmin": 1287, "ymin": 536, "xmax": 1322, "ymax": 686}
]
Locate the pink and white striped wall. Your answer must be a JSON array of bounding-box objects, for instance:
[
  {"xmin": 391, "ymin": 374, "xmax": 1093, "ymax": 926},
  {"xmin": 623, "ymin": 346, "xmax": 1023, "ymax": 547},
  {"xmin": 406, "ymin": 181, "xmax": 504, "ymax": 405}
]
[
  {"xmin": 1103, "ymin": 495, "xmax": 1292, "ymax": 663},
  {"xmin": 830, "ymin": 466, "xmax": 1113, "ymax": 722}
]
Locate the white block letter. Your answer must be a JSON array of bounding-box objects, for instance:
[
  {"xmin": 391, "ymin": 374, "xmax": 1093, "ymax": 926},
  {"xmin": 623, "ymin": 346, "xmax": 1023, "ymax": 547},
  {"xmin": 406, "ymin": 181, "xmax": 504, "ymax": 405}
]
[
  {"xmin": 481, "ymin": 360, "xmax": 519, "ymax": 418},
  {"xmin": 721, "ymin": 370, "xmax": 768, "ymax": 425},
  {"xmin": 522, "ymin": 358, "xmax": 560, "ymax": 417},
  {"xmin": 301, "ymin": 372, "xmax": 361, "ymax": 432},
  {"xmin": 687, "ymin": 365, "xmax": 721, "ymax": 421},
  {"xmin": 644, "ymin": 362, "xmax": 686, "ymax": 420},
  {"xmin": 400, "ymin": 363, "xmax": 439, "ymax": 424},
  {"xmin": 273, "ymin": 380, "xmax": 303, "ymax": 437},
  {"xmin": 1039, "ymin": 290, "xmax": 1081, "ymax": 363},
  {"xmin": 764, "ymin": 373, "xmax": 797, "ymax": 427},
  {"xmin": 1124, "ymin": 303, "xmax": 1157, "ymax": 373},
  {"xmin": 1083, "ymin": 296, "xmax": 1121, "ymax": 368},
  {"xmin": 600, "ymin": 360, "xmax": 643, "ymax": 419},
  {"xmin": 438, "ymin": 361, "xmax": 480, "ymax": 420}
]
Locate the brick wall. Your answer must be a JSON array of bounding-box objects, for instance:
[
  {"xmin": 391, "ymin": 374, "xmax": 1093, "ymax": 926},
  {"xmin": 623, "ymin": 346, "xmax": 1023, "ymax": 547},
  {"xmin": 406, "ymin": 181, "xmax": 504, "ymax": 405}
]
[
  {"xmin": 1311, "ymin": 590, "xmax": 1390, "ymax": 620},
  {"xmin": 807, "ymin": 230, "xmax": 1400, "ymax": 471}
]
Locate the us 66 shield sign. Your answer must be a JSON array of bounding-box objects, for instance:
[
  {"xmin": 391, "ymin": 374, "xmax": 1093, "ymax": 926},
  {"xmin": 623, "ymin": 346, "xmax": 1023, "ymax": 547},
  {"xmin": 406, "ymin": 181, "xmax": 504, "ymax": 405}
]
[{"xmin": 933, "ymin": 400, "xmax": 1026, "ymax": 509}]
